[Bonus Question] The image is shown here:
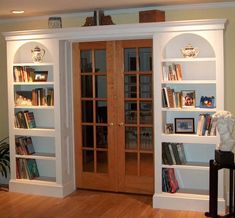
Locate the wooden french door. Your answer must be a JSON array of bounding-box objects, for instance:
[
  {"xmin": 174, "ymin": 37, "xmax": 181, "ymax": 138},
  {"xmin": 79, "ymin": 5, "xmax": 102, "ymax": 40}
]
[{"xmin": 73, "ymin": 39, "xmax": 154, "ymax": 194}]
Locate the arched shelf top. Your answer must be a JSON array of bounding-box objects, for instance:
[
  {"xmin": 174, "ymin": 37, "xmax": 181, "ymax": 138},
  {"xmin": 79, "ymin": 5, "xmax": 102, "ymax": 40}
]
[
  {"xmin": 14, "ymin": 41, "xmax": 53, "ymax": 64},
  {"xmin": 163, "ymin": 33, "xmax": 215, "ymax": 59}
]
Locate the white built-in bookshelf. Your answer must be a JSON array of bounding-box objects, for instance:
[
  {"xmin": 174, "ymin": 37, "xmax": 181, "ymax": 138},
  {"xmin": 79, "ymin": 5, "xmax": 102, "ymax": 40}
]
[
  {"xmin": 154, "ymin": 30, "xmax": 225, "ymax": 211},
  {"xmin": 4, "ymin": 19, "xmax": 226, "ymax": 211},
  {"xmin": 6, "ymin": 39, "xmax": 74, "ymax": 197}
]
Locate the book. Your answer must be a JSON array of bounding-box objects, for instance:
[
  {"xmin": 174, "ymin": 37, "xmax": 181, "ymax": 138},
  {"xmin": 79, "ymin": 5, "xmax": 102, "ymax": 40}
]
[
  {"xmin": 197, "ymin": 114, "xmax": 205, "ymax": 136},
  {"xmin": 162, "ymin": 168, "xmax": 171, "ymax": 192},
  {"xmin": 27, "ymin": 112, "xmax": 36, "ymax": 128},
  {"xmin": 168, "ymin": 143, "xmax": 176, "ymax": 165},
  {"xmin": 162, "ymin": 168, "xmax": 179, "ymax": 193},
  {"xmin": 167, "ymin": 168, "xmax": 179, "ymax": 193},
  {"xmin": 46, "ymin": 88, "xmax": 54, "ymax": 106},
  {"xmin": 16, "ymin": 137, "xmax": 28, "ymax": 155},
  {"xmin": 26, "ymin": 159, "xmax": 40, "ymax": 179},
  {"xmin": 168, "ymin": 64, "xmax": 177, "ymax": 81},
  {"xmin": 162, "ymin": 65, "xmax": 168, "ymax": 81},
  {"xmin": 17, "ymin": 158, "xmax": 28, "ymax": 179},
  {"xmin": 162, "ymin": 142, "xmax": 173, "ymax": 165},
  {"xmin": 175, "ymin": 64, "xmax": 182, "ymax": 80},
  {"xmin": 25, "ymin": 137, "xmax": 35, "ymax": 154},
  {"xmin": 163, "ymin": 87, "xmax": 170, "ymax": 107},
  {"xmin": 15, "ymin": 111, "xmax": 28, "ymax": 128},
  {"xmin": 171, "ymin": 143, "xmax": 181, "ymax": 165},
  {"xmin": 162, "ymin": 149, "xmax": 168, "ymax": 165},
  {"xmin": 162, "ymin": 88, "xmax": 168, "ymax": 107},
  {"xmin": 167, "ymin": 88, "xmax": 175, "ymax": 108},
  {"xmin": 176, "ymin": 143, "xmax": 187, "ymax": 164}
]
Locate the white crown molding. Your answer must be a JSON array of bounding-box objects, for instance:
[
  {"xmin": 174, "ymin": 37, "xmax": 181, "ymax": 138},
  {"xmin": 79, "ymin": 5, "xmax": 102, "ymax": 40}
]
[
  {"xmin": 3, "ymin": 19, "xmax": 226, "ymax": 42},
  {"xmin": 0, "ymin": 2, "xmax": 234, "ymax": 24}
]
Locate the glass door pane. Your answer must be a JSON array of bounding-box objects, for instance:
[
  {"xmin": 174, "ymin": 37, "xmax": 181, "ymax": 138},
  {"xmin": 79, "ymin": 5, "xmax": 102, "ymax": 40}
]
[
  {"xmin": 123, "ymin": 45, "xmax": 153, "ymax": 179},
  {"xmin": 80, "ymin": 48, "xmax": 108, "ymax": 174}
]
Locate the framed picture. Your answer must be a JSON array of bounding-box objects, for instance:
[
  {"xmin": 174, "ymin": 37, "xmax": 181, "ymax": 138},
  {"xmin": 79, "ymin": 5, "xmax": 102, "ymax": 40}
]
[
  {"xmin": 33, "ymin": 71, "xmax": 48, "ymax": 82},
  {"xmin": 200, "ymin": 96, "xmax": 215, "ymax": 108},
  {"xmin": 181, "ymin": 90, "xmax": 196, "ymax": 108},
  {"xmin": 174, "ymin": 118, "xmax": 195, "ymax": 134},
  {"xmin": 164, "ymin": 123, "xmax": 174, "ymax": 134}
]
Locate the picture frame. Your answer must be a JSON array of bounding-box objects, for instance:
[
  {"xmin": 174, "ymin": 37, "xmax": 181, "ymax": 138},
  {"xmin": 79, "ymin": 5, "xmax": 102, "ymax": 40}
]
[
  {"xmin": 200, "ymin": 96, "xmax": 215, "ymax": 108},
  {"xmin": 181, "ymin": 90, "xmax": 196, "ymax": 108},
  {"xmin": 174, "ymin": 118, "xmax": 195, "ymax": 134},
  {"xmin": 164, "ymin": 123, "xmax": 174, "ymax": 134},
  {"xmin": 33, "ymin": 71, "xmax": 48, "ymax": 82}
]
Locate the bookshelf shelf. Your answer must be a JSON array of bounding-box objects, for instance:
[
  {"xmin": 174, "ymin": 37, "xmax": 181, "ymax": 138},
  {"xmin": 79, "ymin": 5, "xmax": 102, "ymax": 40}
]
[
  {"xmin": 14, "ymin": 105, "xmax": 54, "ymax": 110},
  {"xmin": 162, "ymin": 134, "xmax": 218, "ymax": 144},
  {"xmin": 154, "ymin": 28, "xmax": 225, "ymax": 212},
  {"xmin": 13, "ymin": 128, "xmax": 55, "ymax": 137},
  {"xmin": 14, "ymin": 82, "xmax": 55, "ymax": 86},
  {"xmin": 162, "ymin": 57, "xmax": 216, "ymax": 62},
  {"xmin": 161, "ymin": 107, "xmax": 217, "ymax": 112},
  {"xmin": 13, "ymin": 177, "xmax": 56, "ymax": 184},
  {"xmin": 162, "ymin": 80, "xmax": 216, "ymax": 84},
  {"xmin": 161, "ymin": 189, "xmax": 209, "ymax": 197},
  {"xmin": 162, "ymin": 162, "xmax": 209, "ymax": 170},
  {"xmin": 13, "ymin": 62, "xmax": 54, "ymax": 66},
  {"xmin": 16, "ymin": 153, "xmax": 56, "ymax": 160}
]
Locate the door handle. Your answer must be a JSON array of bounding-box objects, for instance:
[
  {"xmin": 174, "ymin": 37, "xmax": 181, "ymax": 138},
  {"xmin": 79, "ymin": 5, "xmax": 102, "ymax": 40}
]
[
  {"xmin": 109, "ymin": 122, "xmax": 114, "ymax": 126},
  {"xmin": 118, "ymin": 122, "xmax": 124, "ymax": 126}
]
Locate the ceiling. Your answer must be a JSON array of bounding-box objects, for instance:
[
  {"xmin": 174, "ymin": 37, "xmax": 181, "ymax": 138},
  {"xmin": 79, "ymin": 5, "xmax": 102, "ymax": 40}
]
[{"xmin": 0, "ymin": 0, "xmax": 234, "ymax": 19}]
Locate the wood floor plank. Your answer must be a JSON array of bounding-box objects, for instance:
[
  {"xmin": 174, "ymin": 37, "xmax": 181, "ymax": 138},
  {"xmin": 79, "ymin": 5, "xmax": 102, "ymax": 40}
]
[{"xmin": 0, "ymin": 189, "xmax": 207, "ymax": 218}]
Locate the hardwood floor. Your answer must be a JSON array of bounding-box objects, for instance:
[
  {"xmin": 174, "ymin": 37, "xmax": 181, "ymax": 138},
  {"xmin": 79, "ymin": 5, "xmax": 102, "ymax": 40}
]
[{"xmin": 0, "ymin": 189, "xmax": 207, "ymax": 218}]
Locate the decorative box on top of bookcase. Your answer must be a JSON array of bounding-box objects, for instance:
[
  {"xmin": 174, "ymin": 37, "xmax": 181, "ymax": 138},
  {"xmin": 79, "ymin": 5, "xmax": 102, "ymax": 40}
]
[
  {"xmin": 153, "ymin": 30, "xmax": 225, "ymax": 212},
  {"xmin": 7, "ymin": 39, "xmax": 74, "ymax": 197}
]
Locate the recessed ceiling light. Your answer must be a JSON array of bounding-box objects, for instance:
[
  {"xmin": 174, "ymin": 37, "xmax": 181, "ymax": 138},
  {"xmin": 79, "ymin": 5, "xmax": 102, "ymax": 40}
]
[{"xmin": 11, "ymin": 10, "xmax": 25, "ymax": 14}]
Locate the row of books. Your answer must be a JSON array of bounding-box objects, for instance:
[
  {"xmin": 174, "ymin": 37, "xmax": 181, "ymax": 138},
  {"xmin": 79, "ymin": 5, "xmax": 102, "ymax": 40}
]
[
  {"xmin": 16, "ymin": 158, "xmax": 39, "ymax": 179},
  {"xmin": 14, "ymin": 66, "xmax": 35, "ymax": 83},
  {"xmin": 15, "ymin": 111, "xmax": 36, "ymax": 129},
  {"xmin": 197, "ymin": 113, "xmax": 216, "ymax": 136},
  {"xmin": 15, "ymin": 136, "xmax": 35, "ymax": 155},
  {"xmin": 15, "ymin": 88, "xmax": 54, "ymax": 106},
  {"xmin": 162, "ymin": 168, "xmax": 179, "ymax": 193},
  {"xmin": 162, "ymin": 63, "xmax": 182, "ymax": 81},
  {"xmin": 162, "ymin": 87, "xmax": 182, "ymax": 108},
  {"xmin": 14, "ymin": 66, "xmax": 48, "ymax": 83},
  {"xmin": 162, "ymin": 142, "xmax": 186, "ymax": 165}
]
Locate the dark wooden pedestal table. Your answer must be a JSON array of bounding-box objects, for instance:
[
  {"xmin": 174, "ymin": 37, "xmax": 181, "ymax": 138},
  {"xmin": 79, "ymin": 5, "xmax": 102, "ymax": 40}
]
[{"xmin": 205, "ymin": 159, "xmax": 235, "ymax": 218}]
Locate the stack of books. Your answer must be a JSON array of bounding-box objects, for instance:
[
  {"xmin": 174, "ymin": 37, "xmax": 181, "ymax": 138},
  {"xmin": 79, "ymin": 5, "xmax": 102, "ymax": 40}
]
[
  {"xmin": 15, "ymin": 111, "xmax": 36, "ymax": 129},
  {"xmin": 16, "ymin": 158, "xmax": 39, "ymax": 180},
  {"xmin": 162, "ymin": 142, "xmax": 186, "ymax": 165},
  {"xmin": 162, "ymin": 63, "xmax": 182, "ymax": 81}
]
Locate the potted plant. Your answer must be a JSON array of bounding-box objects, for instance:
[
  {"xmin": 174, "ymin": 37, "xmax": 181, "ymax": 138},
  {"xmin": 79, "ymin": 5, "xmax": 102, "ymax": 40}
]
[{"xmin": 0, "ymin": 137, "xmax": 10, "ymax": 184}]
